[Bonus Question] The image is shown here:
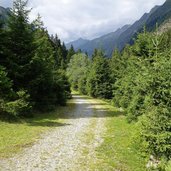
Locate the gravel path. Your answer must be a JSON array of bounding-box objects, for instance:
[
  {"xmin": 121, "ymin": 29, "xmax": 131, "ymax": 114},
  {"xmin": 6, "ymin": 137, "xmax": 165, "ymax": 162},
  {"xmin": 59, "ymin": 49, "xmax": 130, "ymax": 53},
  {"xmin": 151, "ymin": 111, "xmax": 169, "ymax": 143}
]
[{"xmin": 0, "ymin": 95, "xmax": 107, "ymax": 171}]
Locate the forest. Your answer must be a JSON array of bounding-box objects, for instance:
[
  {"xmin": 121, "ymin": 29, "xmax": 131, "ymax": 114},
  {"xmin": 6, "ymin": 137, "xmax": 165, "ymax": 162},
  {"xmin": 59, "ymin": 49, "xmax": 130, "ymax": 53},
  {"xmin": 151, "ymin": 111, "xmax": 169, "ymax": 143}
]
[
  {"xmin": 67, "ymin": 30, "xmax": 171, "ymax": 170},
  {"xmin": 0, "ymin": 0, "xmax": 171, "ymax": 170},
  {"xmin": 0, "ymin": 0, "xmax": 77, "ymax": 117}
]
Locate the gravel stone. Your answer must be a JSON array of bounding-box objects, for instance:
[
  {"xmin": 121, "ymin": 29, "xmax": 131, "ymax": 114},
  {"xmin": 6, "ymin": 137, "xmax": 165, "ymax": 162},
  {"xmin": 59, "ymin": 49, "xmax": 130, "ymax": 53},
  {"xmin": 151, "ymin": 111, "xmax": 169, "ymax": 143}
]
[{"xmin": 0, "ymin": 95, "xmax": 106, "ymax": 171}]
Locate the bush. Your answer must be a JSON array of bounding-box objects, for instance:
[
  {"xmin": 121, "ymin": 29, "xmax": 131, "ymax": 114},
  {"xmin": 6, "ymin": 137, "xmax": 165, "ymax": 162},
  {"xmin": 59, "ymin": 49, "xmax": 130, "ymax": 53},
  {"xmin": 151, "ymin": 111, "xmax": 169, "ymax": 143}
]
[
  {"xmin": 140, "ymin": 106, "xmax": 171, "ymax": 159},
  {"xmin": 1, "ymin": 90, "xmax": 32, "ymax": 117},
  {"xmin": 0, "ymin": 66, "xmax": 13, "ymax": 99}
]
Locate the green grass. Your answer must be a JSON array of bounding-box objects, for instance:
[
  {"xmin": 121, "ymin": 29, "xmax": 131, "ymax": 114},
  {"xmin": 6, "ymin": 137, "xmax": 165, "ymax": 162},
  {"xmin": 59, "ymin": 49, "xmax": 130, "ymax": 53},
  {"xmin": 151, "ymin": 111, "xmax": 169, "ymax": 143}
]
[
  {"xmin": 93, "ymin": 99, "xmax": 147, "ymax": 171},
  {"xmin": 0, "ymin": 101, "xmax": 75, "ymax": 159},
  {"xmin": 166, "ymin": 160, "xmax": 171, "ymax": 171},
  {"xmin": 0, "ymin": 94, "xmax": 147, "ymax": 171}
]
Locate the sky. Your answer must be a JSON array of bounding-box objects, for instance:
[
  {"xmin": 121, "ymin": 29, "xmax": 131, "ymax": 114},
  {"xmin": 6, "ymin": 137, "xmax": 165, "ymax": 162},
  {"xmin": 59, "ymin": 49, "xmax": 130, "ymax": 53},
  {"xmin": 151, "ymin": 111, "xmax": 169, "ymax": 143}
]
[{"xmin": 0, "ymin": 0, "xmax": 166, "ymax": 43}]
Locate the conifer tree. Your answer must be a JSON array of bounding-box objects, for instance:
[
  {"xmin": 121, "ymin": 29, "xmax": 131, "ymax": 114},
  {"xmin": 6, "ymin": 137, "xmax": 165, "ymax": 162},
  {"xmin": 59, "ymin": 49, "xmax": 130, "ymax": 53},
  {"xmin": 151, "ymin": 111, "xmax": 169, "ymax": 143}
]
[
  {"xmin": 67, "ymin": 53, "xmax": 90, "ymax": 93},
  {"xmin": 87, "ymin": 50, "xmax": 112, "ymax": 99},
  {"xmin": 66, "ymin": 45, "xmax": 75, "ymax": 64},
  {"xmin": 5, "ymin": 0, "xmax": 35, "ymax": 90}
]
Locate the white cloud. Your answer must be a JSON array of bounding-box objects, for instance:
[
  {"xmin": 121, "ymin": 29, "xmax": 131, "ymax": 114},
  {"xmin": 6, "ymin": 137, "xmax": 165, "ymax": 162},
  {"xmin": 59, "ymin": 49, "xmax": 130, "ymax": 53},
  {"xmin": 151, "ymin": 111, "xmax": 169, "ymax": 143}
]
[
  {"xmin": 0, "ymin": 0, "xmax": 13, "ymax": 8},
  {"xmin": 0, "ymin": 0, "xmax": 166, "ymax": 42}
]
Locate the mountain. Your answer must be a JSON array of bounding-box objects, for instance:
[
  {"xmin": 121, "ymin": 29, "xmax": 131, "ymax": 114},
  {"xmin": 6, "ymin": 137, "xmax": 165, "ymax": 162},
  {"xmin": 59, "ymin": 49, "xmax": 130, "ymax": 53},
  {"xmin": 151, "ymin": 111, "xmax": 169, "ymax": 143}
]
[
  {"xmin": 114, "ymin": 5, "xmax": 160, "ymax": 50},
  {"xmin": 145, "ymin": 0, "xmax": 171, "ymax": 31},
  {"xmin": 66, "ymin": 38, "xmax": 89, "ymax": 50},
  {"xmin": 0, "ymin": 6, "xmax": 10, "ymax": 24},
  {"xmin": 67, "ymin": 25, "xmax": 130, "ymax": 56},
  {"xmin": 67, "ymin": 0, "xmax": 171, "ymax": 56},
  {"xmin": 78, "ymin": 24, "xmax": 130, "ymax": 56}
]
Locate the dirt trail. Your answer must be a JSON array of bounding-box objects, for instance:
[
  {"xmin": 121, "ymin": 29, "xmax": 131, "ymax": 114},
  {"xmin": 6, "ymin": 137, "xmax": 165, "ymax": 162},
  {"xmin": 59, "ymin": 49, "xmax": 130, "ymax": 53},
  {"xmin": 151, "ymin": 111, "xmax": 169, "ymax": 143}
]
[{"xmin": 0, "ymin": 95, "xmax": 107, "ymax": 171}]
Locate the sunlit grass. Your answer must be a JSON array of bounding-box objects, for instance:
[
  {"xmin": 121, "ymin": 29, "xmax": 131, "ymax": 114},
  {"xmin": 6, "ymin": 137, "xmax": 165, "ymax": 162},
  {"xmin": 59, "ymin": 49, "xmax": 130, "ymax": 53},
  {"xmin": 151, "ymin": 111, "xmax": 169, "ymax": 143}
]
[
  {"xmin": 0, "ymin": 95, "xmax": 146, "ymax": 171},
  {"xmin": 0, "ymin": 101, "xmax": 75, "ymax": 159},
  {"xmin": 93, "ymin": 99, "xmax": 146, "ymax": 171}
]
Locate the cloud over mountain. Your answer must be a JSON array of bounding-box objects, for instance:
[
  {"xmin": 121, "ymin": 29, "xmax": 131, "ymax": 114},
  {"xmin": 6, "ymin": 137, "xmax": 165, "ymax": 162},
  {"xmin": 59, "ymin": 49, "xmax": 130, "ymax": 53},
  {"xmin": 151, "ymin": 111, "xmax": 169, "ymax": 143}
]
[{"xmin": 0, "ymin": 0, "xmax": 165, "ymax": 42}]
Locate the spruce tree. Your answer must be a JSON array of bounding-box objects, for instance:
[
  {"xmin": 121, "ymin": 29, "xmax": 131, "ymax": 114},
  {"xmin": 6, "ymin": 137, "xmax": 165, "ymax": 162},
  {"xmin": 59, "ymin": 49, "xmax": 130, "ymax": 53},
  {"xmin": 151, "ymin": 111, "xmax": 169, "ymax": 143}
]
[
  {"xmin": 87, "ymin": 50, "xmax": 112, "ymax": 99},
  {"xmin": 5, "ymin": 0, "xmax": 35, "ymax": 90},
  {"xmin": 66, "ymin": 45, "xmax": 75, "ymax": 64}
]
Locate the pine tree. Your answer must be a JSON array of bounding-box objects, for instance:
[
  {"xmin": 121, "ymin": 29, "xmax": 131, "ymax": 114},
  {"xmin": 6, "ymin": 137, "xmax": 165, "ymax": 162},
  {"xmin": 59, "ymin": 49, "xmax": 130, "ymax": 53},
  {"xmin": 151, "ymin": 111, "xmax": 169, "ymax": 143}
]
[
  {"xmin": 66, "ymin": 45, "xmax": 75, "ymax": 64},
  {"xmin": 51, "ymin": 34, "xmax": 68, "ymax": 69},
  {"xmin": 30, "ymin": 16, "xmax": 56, "ymax": 108},
  {"xmin": 31, "ymin": 15, "xmax": 70, "ymax": 109},
  {"xmin": 5, "ymin": 0, "xmax": 35, "ymax": 90},
  {"xmin": 0, "ymin": 20, "xmax": 7, "ymax": 66},
  {"xmin": 62, "ymin": 42, "xmax": 67, "ymax": 61},
  {"xmin": 87, "ymin": 50, "xmax": 112, "ymax": 99},
  {"xmin": 110, "ymin": 48, "xmax": 121, "ymax": 84}
]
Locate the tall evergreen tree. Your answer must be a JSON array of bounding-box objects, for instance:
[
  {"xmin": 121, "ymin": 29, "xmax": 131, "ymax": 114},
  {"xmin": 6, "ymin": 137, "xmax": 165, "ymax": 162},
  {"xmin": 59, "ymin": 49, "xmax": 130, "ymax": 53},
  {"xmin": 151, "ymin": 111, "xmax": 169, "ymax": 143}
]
[
  {"xmin": 87, "ymin": 50, "xmax": 112, "ymax": 99},
  {"xmin": 66, "ymin": 45, "xmax": 75, "ymax": 64},
  {"xmin": 5, "ymin": 0, "xmax": 35, "ymax": 90}
]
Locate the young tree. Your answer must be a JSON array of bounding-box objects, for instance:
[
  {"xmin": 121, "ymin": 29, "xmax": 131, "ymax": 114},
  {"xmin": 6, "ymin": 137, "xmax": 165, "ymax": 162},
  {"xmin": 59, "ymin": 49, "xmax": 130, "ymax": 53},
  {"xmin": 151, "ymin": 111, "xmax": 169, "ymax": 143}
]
[
  {"xmin": 51, "ymin": 34, "xmax": 69, "ymax": 69},
  {"xmin": 66, "ymin": 45, "xmax": 75, "ymax": 64},
  {"xmin": 67, "ymin": 53, "xmax": 90, "ymax": 94},
  {"xmin": 87, "ymin": 50, "xmax": 112, "ymax": 99}
]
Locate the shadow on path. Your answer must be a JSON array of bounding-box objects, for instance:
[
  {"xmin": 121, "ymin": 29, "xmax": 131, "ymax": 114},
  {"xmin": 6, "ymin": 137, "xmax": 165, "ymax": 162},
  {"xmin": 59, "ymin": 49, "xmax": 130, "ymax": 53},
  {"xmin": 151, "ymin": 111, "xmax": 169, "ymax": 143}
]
[
  {"xmin": 59, "ymin": 94, "xmax": 125, "ymax": 119},
  {"xmin": 27, "ymin": 121, "xmax": 71, "ymax": 127},
  {"xmin": 0, "ymin": 94, "xmax": 125, "ymax": 127}
]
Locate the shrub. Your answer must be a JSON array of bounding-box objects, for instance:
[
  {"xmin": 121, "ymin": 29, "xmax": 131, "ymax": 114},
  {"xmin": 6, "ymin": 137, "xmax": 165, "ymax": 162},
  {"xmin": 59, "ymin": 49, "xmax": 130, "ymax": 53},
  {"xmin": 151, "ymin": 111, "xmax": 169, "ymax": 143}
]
[
  {"xmin": 1, "ymin": 90, "xmax": 32, "ymax": 117},
  {"xmin": 140, "ymin": 106, "xmax": 171, "ymax": 159}
]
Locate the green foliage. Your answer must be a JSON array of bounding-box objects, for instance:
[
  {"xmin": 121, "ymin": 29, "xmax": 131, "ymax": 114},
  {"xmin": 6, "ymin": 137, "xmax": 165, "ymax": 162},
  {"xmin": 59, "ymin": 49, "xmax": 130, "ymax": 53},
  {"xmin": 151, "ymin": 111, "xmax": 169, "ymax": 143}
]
[
  {"xmin": 87, "ymin": 49, "xmax": 113, "ymax": 99},
  {"xmin": 67, "ymin": 53, "xmax": 90, "ymax": 94},
  {"xmin": 5, "ymin": 0, "xmax": 35, "ymax": 90},
  {"xmin": 140, "ymin": 106, "xmax": 171, "ymax": 159},
  {"xmin": 0, "ymin": 65, "xmax": 32, "ymax": 117},
  {"xmin": 29, "ymin": 19, "xmax": 71, "ymax": 110},
  {"xmin": 166, "ymin": 160, "xmax": 171, "ymax": 171},
  {"xmin": 66, "ymin": 45, "xmax": 75, "ymax": 65},
  {"xmin": 1, "ymin": 1, "xmax": 170, "ymax": 169},
  {"xmin": 132, "ymin": 30, "xmax": 154, "ymax": 58},
  {"xmin": 51, "ymin": 34, "xmax": 74, "ymax": 69},
  {"xmin": 0, "ymin": 66, "xmax": 13, "ymax": 99},
  {"xmin": 0, "ymin": 0, "xmax": 71, "ymax": 117},
  {"xmin": 78, "ymin": 75, "xmax": 87, "ymax": 95},
  {"xmin": 111, "ymin": 30, "xmax": 171, "ymax": 169},
  {"xmin": 1, "ymin": 90, "xmax": 31, "ymax": 117}
]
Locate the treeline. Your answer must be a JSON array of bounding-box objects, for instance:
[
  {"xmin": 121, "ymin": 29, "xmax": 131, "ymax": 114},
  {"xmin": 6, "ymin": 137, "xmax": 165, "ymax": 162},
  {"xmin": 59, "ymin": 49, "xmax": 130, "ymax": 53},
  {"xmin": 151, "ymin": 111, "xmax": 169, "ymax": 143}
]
[
  {"xmin": 0, "ymin": 0, "xmax": 76, "ymax": 117},
  {"xmin": 67, "ymin": 30, "xmax": 171, "ymax": 169}
]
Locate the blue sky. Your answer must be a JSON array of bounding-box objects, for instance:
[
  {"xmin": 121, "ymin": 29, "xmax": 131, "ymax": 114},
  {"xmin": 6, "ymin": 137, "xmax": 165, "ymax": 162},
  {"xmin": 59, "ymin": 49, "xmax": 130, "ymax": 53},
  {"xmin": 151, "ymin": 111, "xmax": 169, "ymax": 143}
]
[{"xmin": 0, "ymin": 0, "xmax": 165, "ymax": 42}]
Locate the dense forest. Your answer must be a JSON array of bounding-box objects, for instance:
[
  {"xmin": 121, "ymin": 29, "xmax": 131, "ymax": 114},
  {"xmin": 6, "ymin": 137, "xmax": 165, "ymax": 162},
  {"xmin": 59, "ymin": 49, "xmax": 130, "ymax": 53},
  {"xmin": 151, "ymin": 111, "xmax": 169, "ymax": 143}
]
[
  {"xmin": 67, "ymin": 29, "xmax": 171, "ymax": 169},
  {"xmin": 0, "ymin": 0, "xmax": 76, "ymax": 117},
  {"xmin": 0, "ymin": 0, "xmax": 171, "ymax": 170}
]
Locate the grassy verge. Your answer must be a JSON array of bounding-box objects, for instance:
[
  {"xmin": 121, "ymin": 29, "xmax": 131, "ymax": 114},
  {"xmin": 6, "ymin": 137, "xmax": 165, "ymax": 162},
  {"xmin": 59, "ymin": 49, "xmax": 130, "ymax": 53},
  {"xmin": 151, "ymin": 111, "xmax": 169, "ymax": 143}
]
[
  {"xmin": 0, "ymin": 100, "xmax": 75, "ymax": 159},
  {"xmin": 93, "ymin": 99, "xmax": 147, "ymax": 171},
  {"xmin": 0, "ymin": 94, "xmax": 147, "ymax": 170}
]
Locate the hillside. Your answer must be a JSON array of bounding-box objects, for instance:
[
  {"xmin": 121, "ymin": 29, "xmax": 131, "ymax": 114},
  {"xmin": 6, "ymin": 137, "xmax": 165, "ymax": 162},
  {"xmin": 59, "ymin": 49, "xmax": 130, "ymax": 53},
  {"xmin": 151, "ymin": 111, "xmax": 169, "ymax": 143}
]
[
  {"xmin": 0, "ymin": 6, "xmax": 10, "ymax": 24},
  {"xmin": 67, "ymin": 0, "xmax": 171, "ymax": 56},
  {"xmin": 78, "ymin": 25, "xmax": 130, "ymax": 56},
  {"xmin": 66, "ymin": 38, "xmax": 89, "ymax": 50},
  {"xmin": 159, "ymin": 17, "xmax": 171, "ymax": 33}
]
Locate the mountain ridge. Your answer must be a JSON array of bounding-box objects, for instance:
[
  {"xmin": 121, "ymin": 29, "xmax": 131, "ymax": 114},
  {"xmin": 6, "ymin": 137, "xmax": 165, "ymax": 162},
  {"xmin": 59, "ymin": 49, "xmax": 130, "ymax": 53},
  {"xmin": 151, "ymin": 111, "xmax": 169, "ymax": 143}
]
[
  {"xmin": 67, "ymin": 0, "xmax": 171, "ymax": 56},
  {"xmin": 0, "ymin": 6, "xmax": 10, "ymax": 23}
]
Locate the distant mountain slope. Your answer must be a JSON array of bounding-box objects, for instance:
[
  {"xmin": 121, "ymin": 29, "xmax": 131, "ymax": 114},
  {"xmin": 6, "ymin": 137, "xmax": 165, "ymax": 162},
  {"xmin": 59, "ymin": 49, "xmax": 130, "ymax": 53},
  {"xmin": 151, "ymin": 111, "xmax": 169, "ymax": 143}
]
[
  {"xmin": 115, "ymin": 5, "xmax": 160, "ymax": 50},
  {"xmin": 159, "ymin": 17, "xmax": 171, "ymax": 33},
  {"xmin": 66, "ymin": 38, "xmax": 89, "ymax": 50},
  {"xmin": 67, "ymin": 25, "xmax": 130, "ymax": 56},
  {"xmin": 145, "ymin": 0, "xmax": 171, "ymax": 31},
  {"xmin": 0, "ymin": 6, "xmax": 10, "ymax": 24},
  {"xmin": 67, "ymin": 0, "xmax": 171, "ymax": 57},
  {"xmin": 79, "ymin": 25, "xmax": 130, "ymax": 56}
]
